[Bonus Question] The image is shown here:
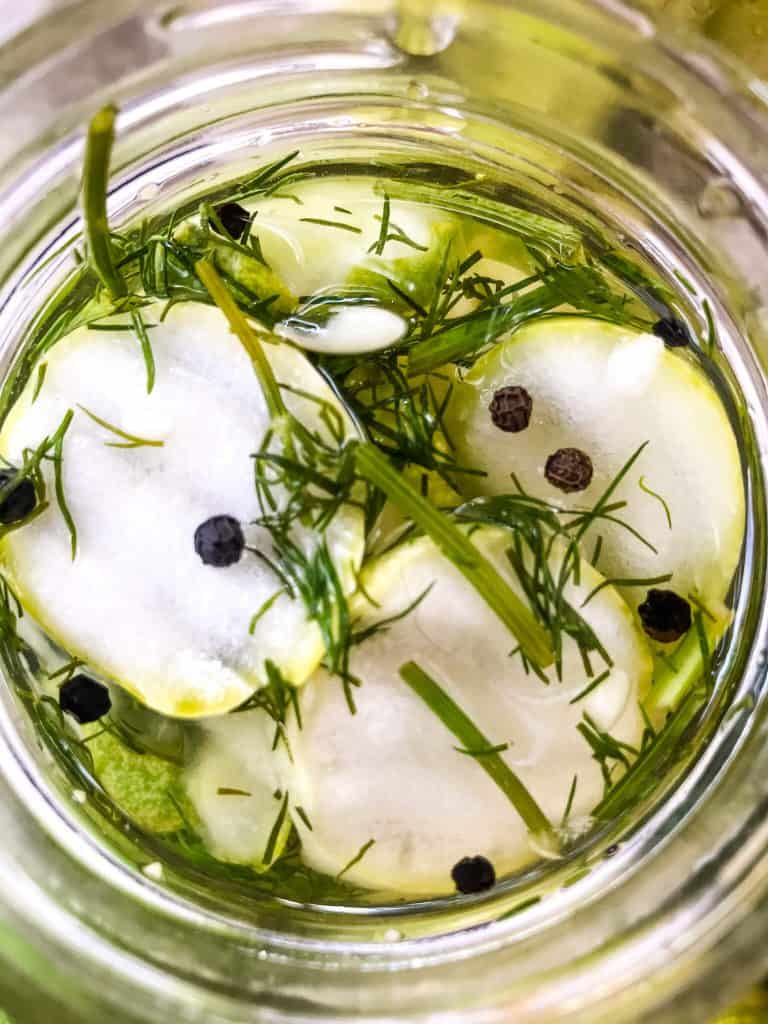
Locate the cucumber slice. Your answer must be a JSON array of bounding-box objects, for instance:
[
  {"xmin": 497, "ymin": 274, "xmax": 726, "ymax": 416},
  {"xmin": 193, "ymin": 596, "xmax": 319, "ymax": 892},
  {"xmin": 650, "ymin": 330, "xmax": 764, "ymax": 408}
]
[
  {"xmin": 185, "ymin": 710, "xmax": 291, "ymax": 866},
  {"xmin": 283, "ymin": 527, "xmax": 652, "ymax": 895},
  {"xmin": 245, "ymin": 179, "xmax": 464, "ymax": 313},
  {"xmin": 90, "ymin": 731, "xmax": 184, "ymax": 834},
  {"xmin": 0, "ymin": 303, "xmax": 364, "ymax": 717},
  {"xmin": 446, "ymin": 318, "xmax": 744, "ymax": 610}
]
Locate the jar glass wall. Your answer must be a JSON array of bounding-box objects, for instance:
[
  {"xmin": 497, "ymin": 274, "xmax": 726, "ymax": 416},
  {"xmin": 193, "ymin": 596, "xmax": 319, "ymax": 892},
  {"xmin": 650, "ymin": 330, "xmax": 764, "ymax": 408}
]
[{"xmin": 1, "ymin": 2, "xmax": 768, "ymax": 1021}]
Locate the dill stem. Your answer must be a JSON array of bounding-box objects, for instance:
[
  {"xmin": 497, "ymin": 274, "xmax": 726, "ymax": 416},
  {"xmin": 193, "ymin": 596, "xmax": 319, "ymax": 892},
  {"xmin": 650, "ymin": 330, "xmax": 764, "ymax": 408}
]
[
  {"xmin": 643, "ymin": 615, "xmax": 724, "ymax": 714},
  {"xmin": 82, "ymin": 106, "xmax": 127, "ymax": 300},
  {"xmin": 354, "ymin": 443, "xmax": 553, "ymax": 668},
  {"xmin": 195, "ymin": 259, "xmax": 286, "ymax": 419},
  {"xmin": 399, "ymin": 661, "xmax": 552, "ymax": 839}
]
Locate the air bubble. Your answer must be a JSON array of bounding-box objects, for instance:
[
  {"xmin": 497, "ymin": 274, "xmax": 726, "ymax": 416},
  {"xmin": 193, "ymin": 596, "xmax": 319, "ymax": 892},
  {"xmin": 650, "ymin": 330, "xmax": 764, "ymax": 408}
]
[
  {"xmin": 389, "ymin": 4, "xmax": 460, "ymax": 57},
  {"xmin": 383, "ymin": 928, "xmax": 403, "ymax": 942},
  {"xmin": 257, "ymin": 950, "xmax": 269, "ymax": 962},
  {"xmin": 697, "ymin": 178, "xmax": 742, "ymax": 219},
  {"xmin": 142, "ymin": 861, "xmax": 164, "ymax": 881},
  {"xmin": 406, "ymin": 80, "xmax": 429, "ymax": 101},
  {"xmin": 137, "ymin": 182, "xmax": 162, "ymax": 202}
]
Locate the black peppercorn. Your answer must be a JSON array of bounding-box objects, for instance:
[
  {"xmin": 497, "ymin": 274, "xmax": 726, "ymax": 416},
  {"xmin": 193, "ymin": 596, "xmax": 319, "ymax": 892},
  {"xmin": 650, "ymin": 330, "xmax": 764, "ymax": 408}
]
[
  {"xmin": 194, "ymin": 515, "xmax": 245, "ymax": 567},
  {"xmin": 214, "ymin": 202, "xmax": 251, "ymax": 242},
  {"xmin": 0, "ymin": 470, "xmax": 36, "ymax": 525},
  {"xmin": 59, "ymin": 675, "xmax": 112, "ymax": 724},
  {"xmin": 652, "ymin": 316, "xmax": 690, "ymax": 349},
  {"xmin": 488, "ymin": 386, "xmax": 533, "ymax": 433},
  {"xmin": 451, "ymin": 855, "xmax": 496, "ymax": 894},
  {"xmin": 545, "ymin": 448, "xmax": 594, "ymax": 493},
  {"xmin": 638, "ymin": 588, "xmax": 692, "ymax": 643}
]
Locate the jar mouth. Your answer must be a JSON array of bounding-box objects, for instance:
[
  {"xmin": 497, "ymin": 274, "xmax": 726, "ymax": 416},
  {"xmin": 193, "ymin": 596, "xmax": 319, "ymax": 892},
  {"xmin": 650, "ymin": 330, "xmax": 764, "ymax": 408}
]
[{"xmin": 1, "ymin": 2, "xmax": 768, "ymax": 1021}]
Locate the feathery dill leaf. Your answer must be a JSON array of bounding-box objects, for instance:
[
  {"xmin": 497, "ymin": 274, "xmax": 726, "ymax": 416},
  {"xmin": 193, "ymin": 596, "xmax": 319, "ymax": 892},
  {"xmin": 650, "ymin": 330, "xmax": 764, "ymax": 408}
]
[
  {"xmin": 336, "ymin": 838, "xmax": 376, "ymax": 881},
  {"xmin": 354, "ymin": 443, "xmax": 553, "ymax": 667},
  {"xmin": 373, "ymin": 180, "xmax": 583, "ymax": 263},
  {"xmin": 77, "ymin": 405, "xmax": 164, "ymax": 448}
]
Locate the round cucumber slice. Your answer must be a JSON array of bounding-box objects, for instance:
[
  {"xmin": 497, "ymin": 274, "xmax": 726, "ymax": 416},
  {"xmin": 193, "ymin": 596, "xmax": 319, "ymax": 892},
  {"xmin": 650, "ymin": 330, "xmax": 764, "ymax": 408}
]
[
  {"xmin": 283, "ymin": 527, "xmax": 652, "ymax": 895},
  {"xmin": 185, "ymin": 710, "xmax": 291, "ymax": 866},
  {"xmin": 445, "ymin": 318, "xmax": 744, "ymax": 610},
  {"xmin": 245, "ymin": 178, "xmax": 464, "ymax": 312},
  {"xmin": 0, "ymin": 303, "xmax": 364, "ymax": 717}
]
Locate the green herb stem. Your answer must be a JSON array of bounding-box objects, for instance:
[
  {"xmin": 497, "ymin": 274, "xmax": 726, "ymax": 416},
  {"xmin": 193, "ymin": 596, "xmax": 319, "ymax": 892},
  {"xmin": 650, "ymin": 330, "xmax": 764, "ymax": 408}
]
[
  {"xmin": 131, "ymin": 309, "xmax": 156, "ymax": 394},
  {"xmin": 52, "ymin": 411, "xmax": 77, "ymax": 560},
  {"xmin": 399, "ymin": 661, "xmax": 553, "ymax": 839},
  {"xmin": 299, "ymin": 217, "xmax": 362, "ymax": 234},
  {"xmin": 195, "ymin": 259, "xmax": 286, "ymax": 418},
  {"xmin": 595, "ymin": 687, "xmax": 705, "ymax": 819},
  {"xmin": 354, "ymin": 443, "xmax": 553, "ymax": 668},
  {"xmin": 82, "ymin": 106, "xmax": 127, "ymax": 300},
  {"xmin": 407, "ymin": 282, "xmax": 557, "ymax": 374},
  {"xmin": 262, "ymin": 791, "xmax": 290, "ymax": 865},
  {"xmin": 336, "ymin": 838, "xmax": 376, "ymax": 881},
  {"xmin": 644, "ymin": 614, "xmax": 725, "ymax": 714}
]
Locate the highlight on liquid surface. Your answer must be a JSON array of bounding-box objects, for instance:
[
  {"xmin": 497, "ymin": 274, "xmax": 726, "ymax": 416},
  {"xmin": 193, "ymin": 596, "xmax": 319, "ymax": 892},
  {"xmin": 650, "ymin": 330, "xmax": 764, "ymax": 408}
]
[{"xmin": 0, "ymin": 106, "xmax": 745, "ymax": 902}]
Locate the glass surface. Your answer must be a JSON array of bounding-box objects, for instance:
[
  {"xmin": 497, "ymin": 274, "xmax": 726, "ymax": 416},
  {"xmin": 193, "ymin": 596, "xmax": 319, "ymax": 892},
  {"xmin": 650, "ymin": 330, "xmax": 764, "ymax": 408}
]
[{"xmin": 1, "ymin": 1, "xmax": 768, "ymax": 1021}]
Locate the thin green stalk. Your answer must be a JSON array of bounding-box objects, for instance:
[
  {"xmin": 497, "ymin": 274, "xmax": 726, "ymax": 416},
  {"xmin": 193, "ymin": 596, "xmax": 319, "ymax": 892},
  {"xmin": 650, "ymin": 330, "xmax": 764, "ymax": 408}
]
[
  {"xmin": 262, "ymin": 792, "xmax": 290, "ymax": 865},
  {"xmin": 82, "ymin": 106, "xmax": 127, "ymax": 299},
  {"xmin": 644, "ymin": 615, "xmax": 725, "ymax": 714},
  {"xmin": 408, "ymin": 282, "xmax": 556, "ymax": 374},
  {"xmin": 195, "ymin": 259, "xmax": 286, "ymax": 418},
  {"xmin": 399, "ymin": 661, "xmax": 552, "ymax": 839},
  {"xmin": 130, "ymin": 309, "xmax": 156, "ymax": 394},
  {"xmin": 336, "ymin": 838, "xmax": 376, "ymax": 881},
  {"xmin": 51, "ymin": 411, "xmax": 77, "ymax": 560},
  {"xmin": 594, "ymin": 686, "xmax": 706, "ymax": 819},
  {"xmin": 354, "ymin": 443, "xmax": 553, "ymax": 667},
  {"xmin": 77, "ymin": 405, "xmax": 164, "ymax": 448}
]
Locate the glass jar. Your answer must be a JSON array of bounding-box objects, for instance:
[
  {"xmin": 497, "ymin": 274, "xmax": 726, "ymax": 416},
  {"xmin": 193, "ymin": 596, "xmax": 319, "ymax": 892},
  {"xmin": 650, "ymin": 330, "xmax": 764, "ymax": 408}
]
[{"xmin": 1, "ymin": 1, "xmax": 768, "ymax": 1021}]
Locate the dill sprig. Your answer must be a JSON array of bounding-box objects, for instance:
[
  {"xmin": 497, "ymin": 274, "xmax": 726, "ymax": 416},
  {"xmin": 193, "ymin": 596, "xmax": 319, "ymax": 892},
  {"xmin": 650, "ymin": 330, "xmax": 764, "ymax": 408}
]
[
  {"xmin": 399, "ymin": 661, "xmax": 553, "ymax": 840},
  {"xmin": 578, "ymin": 713, "xmax": 637, "ymax": 790},
  {"xmin": 130, "ymin": 309, "xmax": 156, "ymax": 393},
  {"xmin": 354, "ymin": 442, "xmax": 553, "ymax": 667},
  {"xmin": 373, "ymin": 180, "xmax": 583, "ymax": 263},
  {"xmin": 0, "ymin": 410, "xmax": 76, "ymax": 547},
  {"xmin": 407, "ymin": 263, "xmax": 647, "ymax": 375},
  {"xmin": 226, "ymin": 150, "xmax": 301, "ymax": 204},
  {"xmin": 638, "ymin": 476, "xmax": 672, "ymax": 529},
  {"xmin": 77, "ymin": 404, "xmax": 164, "ymax": 448},
  {"xmin": 82, "ymin": 105, "xmax": 126, "ymax": 300},
  {"xmin": 644, "ymin": 611, "xmax": 723, "ymax": 714},
  {"xmin": 233, "ymin": 662, "xmax": 300, "ymax": 755},
  {"xmin": 262, "ymin": 791, "xmax": 290, "ymax": 864},
  {"xmin": 197, "ymin": 259, "xmax": 364, "ymax": 698},
  {"xmin": 196, "ymin": 258, "xmax": 285, "ymax": 417},
  {"xmin": 367, "ymin": 196, "xmax": 428, "ymax": 255},
  {"xmin": 593, "ymin": 686, "xmax": 706, "ymax": 819},
  {"xmin": 52, "ymin": 420, "xmax": 77, "ymax": 560},
  {"xmin": 337, "ymin": 355, "xmax": 480, "ymax": 484},
  {"xmin": 336, "ymin": 837, "xmax": 376, "ymax": 881},
  {"xmin": 31, "ymin": 363, "xmax": 48, "ymax": 404},
  {"xmin": 453, "ymin": 458, "xmax": 656, "ymax": 680},
  {"xmin": 299, "ymin": 217, "xmax": 362, "ymax": 234}
]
